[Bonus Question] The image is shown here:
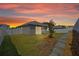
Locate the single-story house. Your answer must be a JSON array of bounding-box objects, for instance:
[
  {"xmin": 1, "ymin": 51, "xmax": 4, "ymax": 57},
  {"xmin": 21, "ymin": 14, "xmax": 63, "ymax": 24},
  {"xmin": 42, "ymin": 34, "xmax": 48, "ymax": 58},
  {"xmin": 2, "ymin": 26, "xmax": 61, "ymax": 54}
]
[
  {"xmin": 16, "ymin": 21, "xmax": 48, "ymax": 35},
  {"xmin": 0, "ymin": 24, "xmax": 9, "ymax": 30},
  {"xmin": 0, "ymin": 24, "xmax": 10, "ymax": 35}
]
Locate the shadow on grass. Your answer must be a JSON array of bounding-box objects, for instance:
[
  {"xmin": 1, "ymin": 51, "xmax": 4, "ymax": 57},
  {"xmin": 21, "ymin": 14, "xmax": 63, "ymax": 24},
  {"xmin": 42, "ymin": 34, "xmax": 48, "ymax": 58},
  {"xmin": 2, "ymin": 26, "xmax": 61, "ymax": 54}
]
[
  {"xmin": 70, "ymin": 18, "xmax": 79, "ymax": 56},
  {"xmin": 0, "ymin": 35, "xmax": 20, "ymax": 56},
  {"xmin": 70, "ymin": 30, "xmax": 79, "ymax": 56}
]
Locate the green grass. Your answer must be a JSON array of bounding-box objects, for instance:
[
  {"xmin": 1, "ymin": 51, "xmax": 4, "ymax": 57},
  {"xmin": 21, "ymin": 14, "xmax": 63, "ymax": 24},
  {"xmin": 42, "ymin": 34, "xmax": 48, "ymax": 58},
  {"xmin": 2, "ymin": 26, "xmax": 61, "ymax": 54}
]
[
  {"xmin": 10, "ymin": 34, "xmax": 46, "ymax": 56},
  {"xmin": 0, "ymin": 33, "xmax": 64, "ymax": 56},
  {"xmin": 10, "ymin": 33, "xmax": 64, "ymax": 56},
  {"xmin": 54, "ymin": 33, "xmax": 65, "ymax": 39},
  {"xmin": 0, "ymin": 35, "xmax": 19, "ymax": 56}
]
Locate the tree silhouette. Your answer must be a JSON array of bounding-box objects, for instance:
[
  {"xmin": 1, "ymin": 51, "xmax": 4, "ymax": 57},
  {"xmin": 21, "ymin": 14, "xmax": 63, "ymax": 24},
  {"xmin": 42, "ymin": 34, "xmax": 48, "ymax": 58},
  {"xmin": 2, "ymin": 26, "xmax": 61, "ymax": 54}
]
[{"xmin": 48, "ymin": 19, "xmax": 55, "ymax": 38}]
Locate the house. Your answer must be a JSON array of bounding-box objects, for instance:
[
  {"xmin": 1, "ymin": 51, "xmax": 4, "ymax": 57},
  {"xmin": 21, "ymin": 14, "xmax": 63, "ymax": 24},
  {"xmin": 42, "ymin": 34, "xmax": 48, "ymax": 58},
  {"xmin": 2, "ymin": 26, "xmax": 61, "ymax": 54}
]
[
  {"xmin": 0, "ymin": 24, "xmax": 10, "ymax": 35},
  {"xmin": 15, "ymin": 21, "xmax": 71, "ymax": 34},
  {"xmin": 53, "ymin": 25, "xmax": 66, "ymax": 29},
  {"xmin": 0, "ymin": 24, "xmax": 9, "ymax": 30},
  {"xmin": 54, "ymin": 25, "xmax": 69, "ymax": 33},
  {"xmin": 0, "ymin": 24, "xmax": 10, "ymax": 45},
  {"xmin": 16, "ymin": 21, "xmax": 48, "ymax": 35}
]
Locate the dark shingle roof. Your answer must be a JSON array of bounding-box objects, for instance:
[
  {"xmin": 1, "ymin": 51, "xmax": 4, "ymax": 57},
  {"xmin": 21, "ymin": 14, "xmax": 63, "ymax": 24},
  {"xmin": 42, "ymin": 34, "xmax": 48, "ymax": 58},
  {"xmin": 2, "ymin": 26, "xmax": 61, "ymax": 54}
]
[
  {"xmin": 0, "ymin": 24, "xmax": 9, "ymax": 27},
  {"xmin": 17, "ymin": 21, "xmax": 48, "ymax": 28}
]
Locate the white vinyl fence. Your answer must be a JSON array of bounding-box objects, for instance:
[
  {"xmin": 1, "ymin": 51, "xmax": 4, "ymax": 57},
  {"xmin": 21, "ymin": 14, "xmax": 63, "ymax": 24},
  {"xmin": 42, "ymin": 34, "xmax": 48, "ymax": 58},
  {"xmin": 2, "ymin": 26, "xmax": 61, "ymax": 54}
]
[{"xmin": 54, "ymin": 27, "xmax": 73, "ymax": 33}]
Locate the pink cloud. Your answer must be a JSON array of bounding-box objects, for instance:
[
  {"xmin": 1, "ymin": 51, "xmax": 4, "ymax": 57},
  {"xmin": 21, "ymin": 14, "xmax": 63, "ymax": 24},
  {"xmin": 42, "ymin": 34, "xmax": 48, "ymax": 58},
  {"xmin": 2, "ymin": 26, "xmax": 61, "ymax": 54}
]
[
  {"xmin": 0, "ymin": 3, "xmax": 79, "ymax": 27},
  {"xmin": 0, "ymin": 4, "xmax": 20, "ymax": 9}
]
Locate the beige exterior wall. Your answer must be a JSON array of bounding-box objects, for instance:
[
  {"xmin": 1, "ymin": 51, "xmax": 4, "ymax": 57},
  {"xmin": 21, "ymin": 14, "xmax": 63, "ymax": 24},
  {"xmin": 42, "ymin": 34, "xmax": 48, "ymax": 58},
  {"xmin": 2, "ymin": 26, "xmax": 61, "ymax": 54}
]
[
  {"xmin": 21, "ymin": 26, "xmax": 36, "ymax": 35},
  {"xmin": 35, "ymin": 26, "xmax": 42, "ymax": 34},
  {"xmin": 22, "ymin": 26, "xmax": 42, "ymax": 35},
  {"xmin": 8, "ymin": 26, "xmax": 43, "ymax": 35}
]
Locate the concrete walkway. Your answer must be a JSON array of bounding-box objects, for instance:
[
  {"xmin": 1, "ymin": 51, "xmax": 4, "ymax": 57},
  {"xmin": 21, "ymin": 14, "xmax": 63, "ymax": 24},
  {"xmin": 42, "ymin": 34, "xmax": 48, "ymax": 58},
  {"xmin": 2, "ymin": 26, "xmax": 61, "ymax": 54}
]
[{"xmin": 50, "ymin": 33, "xmax": 68, "ymax": 56}]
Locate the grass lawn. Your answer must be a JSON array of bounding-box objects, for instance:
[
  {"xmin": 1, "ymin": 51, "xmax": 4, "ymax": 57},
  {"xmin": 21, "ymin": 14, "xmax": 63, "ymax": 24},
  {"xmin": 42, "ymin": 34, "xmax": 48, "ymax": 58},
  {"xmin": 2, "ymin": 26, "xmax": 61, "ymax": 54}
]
[
  {"xmin": 0, "ymin": 33, "xmax": 64, "ymax": 56},
  {"xmin": 54, "ymin": 33, "xmax": 65, "ymax": 39},
  {"xmin": 10, "ymin": 34, "xmax": 46, "ymax": 55},
  {"xmin": 0, "ymin": 35, "xmax": 19, "ymax": 56},
  {"xmin": 10, "ymin": 33, "xmax": 64, "ymax": 56}
]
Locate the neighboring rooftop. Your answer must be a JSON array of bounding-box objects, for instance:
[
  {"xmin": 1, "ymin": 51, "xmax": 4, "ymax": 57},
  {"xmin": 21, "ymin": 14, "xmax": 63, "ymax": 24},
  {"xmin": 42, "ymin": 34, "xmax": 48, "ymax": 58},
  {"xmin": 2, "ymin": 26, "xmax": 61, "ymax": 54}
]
[{"xmin": 0, "ymin": 24, "xmax": 9, "ymax": 27}]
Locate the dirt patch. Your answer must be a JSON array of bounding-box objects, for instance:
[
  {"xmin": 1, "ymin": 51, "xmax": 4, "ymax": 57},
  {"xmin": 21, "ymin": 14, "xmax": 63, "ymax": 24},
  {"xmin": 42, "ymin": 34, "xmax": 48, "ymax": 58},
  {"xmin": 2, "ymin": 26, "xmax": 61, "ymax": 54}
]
[
  {"xmin": 63, "ymin": 32, "xmax": 72, "ymax": 56},
  {"xmin": 37, "ymin": 37, "xmax": 56, "ymax": 56}
]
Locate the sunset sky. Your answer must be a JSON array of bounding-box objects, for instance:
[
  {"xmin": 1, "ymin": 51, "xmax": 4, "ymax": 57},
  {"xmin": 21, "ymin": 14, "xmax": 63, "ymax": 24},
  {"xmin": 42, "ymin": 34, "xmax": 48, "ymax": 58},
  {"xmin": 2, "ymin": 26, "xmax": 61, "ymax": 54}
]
[{"xmin": 0, "ymin": 3, "xmax": 79, "ymax": 27}]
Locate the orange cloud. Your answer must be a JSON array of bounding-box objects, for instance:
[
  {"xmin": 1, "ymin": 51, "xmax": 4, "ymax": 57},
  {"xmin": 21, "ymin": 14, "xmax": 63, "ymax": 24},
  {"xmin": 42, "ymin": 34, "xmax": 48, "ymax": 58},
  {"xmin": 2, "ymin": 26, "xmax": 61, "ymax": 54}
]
[
  {"xmin": 0, "ymin": 3, "xmax": 79, "ymax": 27},
  {"xmin": 0, "ymin": 17, "xmax": 33, "ymax": 27}
]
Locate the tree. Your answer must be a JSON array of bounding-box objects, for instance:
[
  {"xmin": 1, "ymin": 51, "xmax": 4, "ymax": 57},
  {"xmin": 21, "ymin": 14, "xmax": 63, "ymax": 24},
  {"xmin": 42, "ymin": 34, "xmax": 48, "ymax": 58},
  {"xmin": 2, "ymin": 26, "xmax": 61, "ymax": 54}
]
[{"xmin": 48, "ymin": 19, "xmax": 55, "ymax": 38}]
